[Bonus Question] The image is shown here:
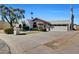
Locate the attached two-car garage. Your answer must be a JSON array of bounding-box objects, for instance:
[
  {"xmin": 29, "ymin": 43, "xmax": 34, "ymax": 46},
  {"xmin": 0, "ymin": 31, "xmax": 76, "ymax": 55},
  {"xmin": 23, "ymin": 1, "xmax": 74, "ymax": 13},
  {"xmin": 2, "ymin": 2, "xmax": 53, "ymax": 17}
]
[
  {"xmin": 50, "ymin": 20, "xmax": 71, "ymax": 31},
  {"xmin": 51, "ymin": 25, "xmax": 68, "ymax": 31}
]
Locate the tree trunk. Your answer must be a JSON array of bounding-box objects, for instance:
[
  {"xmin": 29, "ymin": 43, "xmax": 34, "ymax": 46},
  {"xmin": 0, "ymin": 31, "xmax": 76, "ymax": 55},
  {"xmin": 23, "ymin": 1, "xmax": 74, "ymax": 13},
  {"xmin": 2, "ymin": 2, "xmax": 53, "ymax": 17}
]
[
  {"xmin": 10, "ymin": 23, "xmax": 13, "ymax": 27},
  {"xmin": 4, "ymin": 16, "xmax": 13, "ymax": 27}
]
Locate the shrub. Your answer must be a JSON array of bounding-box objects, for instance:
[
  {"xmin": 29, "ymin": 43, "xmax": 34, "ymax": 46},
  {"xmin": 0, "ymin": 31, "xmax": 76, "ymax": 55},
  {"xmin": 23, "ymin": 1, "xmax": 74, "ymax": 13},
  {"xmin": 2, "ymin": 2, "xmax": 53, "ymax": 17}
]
[
  {"xmin": 32, "ymin": 28, "xmax": 47, "ymax": 32},
  {"xmin": 4, "ymin": 27, "xmax": 14, "ymax": 34},
  {"xmin": 25, "ymin": 26, "xmax": 29, "ymax": 31},
  {"xmin": 42, "ymin": 28, "xmax": 47, "ymax": 32},
  {"xmin": 23, "ymin": 24, "xmax": 29, "ymax": 31},
  {"xmin": 23, "ymin": 26, "xmax": 29, "ymax": 31},
  {"xmin": 32, "ymin": 28, "xmax": 39, "ymax": 31}
]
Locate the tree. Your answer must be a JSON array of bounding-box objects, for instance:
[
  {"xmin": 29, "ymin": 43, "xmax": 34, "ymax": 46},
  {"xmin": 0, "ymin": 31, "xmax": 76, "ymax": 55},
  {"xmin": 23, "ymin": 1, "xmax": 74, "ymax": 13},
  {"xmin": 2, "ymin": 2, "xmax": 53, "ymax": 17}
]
[
  {"xmin": 30, "ymin": 12, "xmax": 34, "ymax": 19},
  {"xmin": 70, "ymin": 5, "xmax": 74, "ymax": 30},
  {"xmin": 0, "ymin": 5, "xmax": 25, "ymax": 27}
]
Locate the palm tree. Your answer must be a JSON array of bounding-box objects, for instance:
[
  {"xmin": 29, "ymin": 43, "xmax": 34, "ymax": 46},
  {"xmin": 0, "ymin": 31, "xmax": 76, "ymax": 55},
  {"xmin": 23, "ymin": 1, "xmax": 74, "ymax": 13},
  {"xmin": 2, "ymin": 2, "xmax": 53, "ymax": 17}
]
[
  {"xmin": 30, "ymin": 12, "xmax": 34, "ymax": 19},
  {"xmin": 15, "ymin": 8, "xmax": 25, "ymax": 20},
  {"xmin": 0, "ymin": 5, "xmax": 25, "ymax": 27},
  {"xmin": 70, "ymin": 4, "xmax": 74, "ymax": 30}
]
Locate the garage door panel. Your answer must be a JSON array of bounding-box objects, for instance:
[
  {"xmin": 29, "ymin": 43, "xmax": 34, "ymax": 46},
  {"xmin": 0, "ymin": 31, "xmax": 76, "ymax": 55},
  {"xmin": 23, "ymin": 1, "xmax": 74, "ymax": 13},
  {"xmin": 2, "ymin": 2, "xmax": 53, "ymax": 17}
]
[{"xmin": 52, "ymin": 26, "xmax": 68, "ymax": 31}]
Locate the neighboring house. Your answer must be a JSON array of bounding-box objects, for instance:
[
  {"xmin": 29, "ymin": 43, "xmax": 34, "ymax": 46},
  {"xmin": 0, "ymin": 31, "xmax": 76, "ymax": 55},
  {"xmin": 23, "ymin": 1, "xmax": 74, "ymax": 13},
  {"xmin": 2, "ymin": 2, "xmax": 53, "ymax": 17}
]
[
  {"xmin": 50, "ymin": 20, "xmax": 71, "ymax": 31},
  {"xmin": 73, "ymin": 24, "xmax": 77, "ymax": 30},
  {"xmin": 75, "ymin": 25, "xmax": 79, "ymax": 31}
]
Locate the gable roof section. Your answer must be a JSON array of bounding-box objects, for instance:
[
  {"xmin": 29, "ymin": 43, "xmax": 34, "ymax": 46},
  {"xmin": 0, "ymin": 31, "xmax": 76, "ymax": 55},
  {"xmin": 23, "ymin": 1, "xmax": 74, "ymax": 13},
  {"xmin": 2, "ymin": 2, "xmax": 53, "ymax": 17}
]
[{"xmin": 32, "ymin": 18, "xmax": 52, "ymax": 25}]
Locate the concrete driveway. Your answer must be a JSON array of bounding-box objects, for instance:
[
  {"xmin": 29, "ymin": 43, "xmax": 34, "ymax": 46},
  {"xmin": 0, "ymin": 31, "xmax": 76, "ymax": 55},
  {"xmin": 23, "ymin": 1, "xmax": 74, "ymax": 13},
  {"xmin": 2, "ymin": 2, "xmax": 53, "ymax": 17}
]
[{"xmin": 0, "ymin": 31, "xmax": 79, "ymax": 54}]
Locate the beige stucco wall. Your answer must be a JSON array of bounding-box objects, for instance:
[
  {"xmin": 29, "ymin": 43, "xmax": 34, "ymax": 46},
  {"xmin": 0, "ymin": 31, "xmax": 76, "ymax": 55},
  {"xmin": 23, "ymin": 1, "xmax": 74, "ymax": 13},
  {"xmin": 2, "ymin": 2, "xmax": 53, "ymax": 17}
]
[{"xmin": 0, "ymin": 21, "xmax": 10, "ymax": 30}]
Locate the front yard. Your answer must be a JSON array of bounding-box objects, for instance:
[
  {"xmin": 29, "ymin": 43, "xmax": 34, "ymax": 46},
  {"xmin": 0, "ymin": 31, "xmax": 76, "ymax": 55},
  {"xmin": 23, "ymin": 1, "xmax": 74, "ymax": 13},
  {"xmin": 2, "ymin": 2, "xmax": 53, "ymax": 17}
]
[{"xmin": 0, "ymin": 30, "xmax": 42, "ymax": 35}]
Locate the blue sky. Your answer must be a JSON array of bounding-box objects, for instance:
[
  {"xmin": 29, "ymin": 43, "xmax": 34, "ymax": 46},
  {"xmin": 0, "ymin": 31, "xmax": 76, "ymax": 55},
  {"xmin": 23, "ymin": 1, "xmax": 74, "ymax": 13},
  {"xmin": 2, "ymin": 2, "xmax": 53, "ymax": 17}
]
[{"xmin": 1, "ymin": 4, "xmax": 79, "ymax": 24}]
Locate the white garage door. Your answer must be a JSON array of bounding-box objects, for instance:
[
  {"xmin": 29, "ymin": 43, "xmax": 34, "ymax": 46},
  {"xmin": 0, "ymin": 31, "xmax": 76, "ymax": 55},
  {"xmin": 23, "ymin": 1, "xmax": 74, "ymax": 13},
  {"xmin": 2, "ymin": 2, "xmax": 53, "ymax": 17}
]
[{"xmin": 52, "ymin": 26, "xmax": 68, "ymax": 31}]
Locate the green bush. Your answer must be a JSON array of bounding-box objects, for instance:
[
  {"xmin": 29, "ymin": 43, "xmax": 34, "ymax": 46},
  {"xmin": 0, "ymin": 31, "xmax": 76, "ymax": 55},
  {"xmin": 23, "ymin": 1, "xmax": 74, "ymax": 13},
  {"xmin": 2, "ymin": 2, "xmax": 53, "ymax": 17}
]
[
  {"xmin": 41, "ymin": 28, "xmax": 47, "ymax": 32},
  {"xmin": 23, "ymin": 26, "xmax": 29, "ymax": 31},
  {"xmin": 31, "ymin": 28, "xmax": 47, "ymax": 32},
  {"xmin": 23, "ymin": 24, "xmax": 29, "ymax": 31},
  {"xmin": 4, "ymin": 28, "xmax": 14, "ymax": 34},
  {"xmin": 32, "ymin": 28, "xmax": 39, "ymax": 31}
]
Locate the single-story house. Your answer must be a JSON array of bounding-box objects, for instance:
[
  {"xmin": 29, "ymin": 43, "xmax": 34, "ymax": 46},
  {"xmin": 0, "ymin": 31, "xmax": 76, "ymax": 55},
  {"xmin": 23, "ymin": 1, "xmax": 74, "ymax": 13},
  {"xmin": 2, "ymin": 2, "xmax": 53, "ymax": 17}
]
[
  {"xmin": 31, "ymin": 18, "xmax": 72, "ymax": 31},
  {"xmin": 0, "ymin": 18, "xmax": 74, "ymax": 31}
]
